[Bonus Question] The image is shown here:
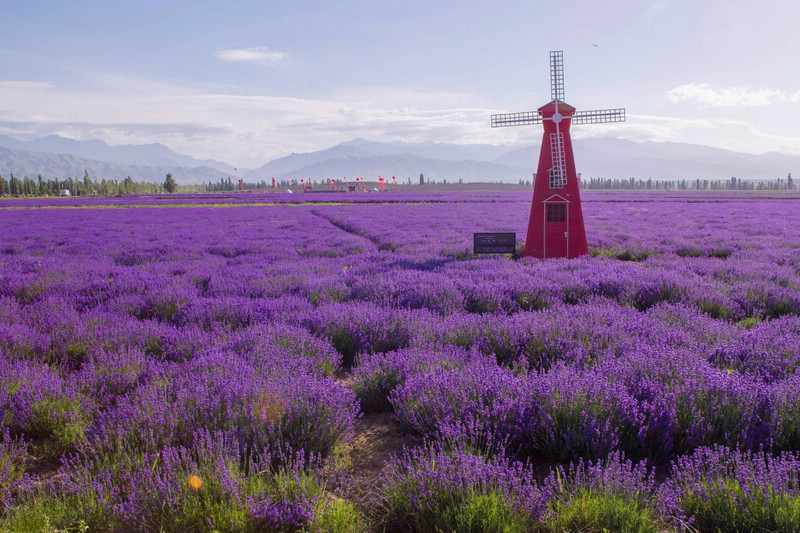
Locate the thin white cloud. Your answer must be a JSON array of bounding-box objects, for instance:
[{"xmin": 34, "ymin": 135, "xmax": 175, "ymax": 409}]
[
  {"xmin": 216, "ymin": 47, "xmax": 287, "ymax": 63},
  {"xmin": 0, "ymin": 80, "xmax": 54, "ymax": 90},
  {"xmin": 668, "ymin": 82, "xmax": 787, "ymax": 107}
]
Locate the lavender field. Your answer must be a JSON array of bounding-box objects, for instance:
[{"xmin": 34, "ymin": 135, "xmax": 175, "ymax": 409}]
[{"xmin": 2, "ymin": 190, "xmax": 800, "ymax": 532}]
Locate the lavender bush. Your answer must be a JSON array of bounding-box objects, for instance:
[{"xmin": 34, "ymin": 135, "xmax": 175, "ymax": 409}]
[
  {"xmin": 543, "ymin": 451, "xmax": 677, "ymax": 532},
  {"xmin": 379, "ymin": 442, "xmax": 548, "ymax": 532},
  {"xmin": 350, "ymin": 345, "xmax": 477, "ymax": 413},
  {"xmin": 390, "ymin": 355, "xmax": 525, "ymax": 455},
  {"xmin": 667, "ymin": 445, "xmax": 800, "ymax": 532}
]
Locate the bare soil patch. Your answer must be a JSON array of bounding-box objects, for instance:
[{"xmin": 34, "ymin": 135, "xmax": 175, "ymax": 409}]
[{"xmin": 342, "ymin": 411, "xmax": 421, "ymax": 515}]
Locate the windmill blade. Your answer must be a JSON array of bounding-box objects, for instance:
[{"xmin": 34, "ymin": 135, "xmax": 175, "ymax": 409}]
[
  {"xmin": 550, "ymin": 50, "xmax": 565, "ymax": 102},
  {"xmin": 491, "ymin": 111, "xmax": 543, "ymax": 128},
  {"xmin": 572, "ymin": 108, "xmax": 626, "ymax": 124}
]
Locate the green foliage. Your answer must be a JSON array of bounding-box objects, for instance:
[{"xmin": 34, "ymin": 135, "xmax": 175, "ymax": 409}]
[
  {"xmin": 310, "ymin": 495, "xmax": 365, "ymax": 533},
  {"xmin": 708, "ymin": 248, "xmax": 732, "ymax": 259},
  {"xmin": 464, "ymin": 294, "xmax": 500, "ymax": 314},
  {"xmin": 675, "ymin": 247, "xmax": 704, "ymax": 258},
  {"xmin": 0, "ymin": 432, "xmax": 29, "ymax": 499},
  {"xmin": 308, "ymin": 287, "xmax": 347, "ymax": 306},
  {"xmin": 29, "ymin": 396, "xmax": 92, "ymax": 453},
  {"xmin": 547, "ymin": 489, "xmax": 666, "ymax": 533},
  {"xmin": 350, "ymin": 369, "xmax": 400, "ymax": 413},
  {"xmin": 329, "ymin": 328, "xmax": 360, "ymax": 368},
  {"xmin": 270, "ymin": 331, "xmax": 339, "ymax": 377},
  {"xmin": 695, "ymin": 298, "xmax": 735, "ymax": 320},
  {"xmin": 515, "ymin": 291, "xmax": 550, "ymax": 312},
  {"xmin": 680, "ymin": 479, "xmax": 800, "ymax": 533},
  {"xmin": 378, "ymin": 446, "xmax": 542, "ymax": 533},
  {"xmin": 772, "ymin": 395, "xmax": 800, "ymax": 450},
  {"xmin": 377, "ymin": 241, "xmax": 400, "ymax": 252},
  {"xmin": 454, "ymin": 491, "xmax": 534, "ymax": 533},
  {"xmin": 447, "ymin": 246, "xmax": 472, "ymax": 260},
  {"xmin": 735, "ymin": 316, "xmax": 761, "ymax": 329},
  {"xmin": 591, "ymin": 246, "xmax": 653, "ymax": 262},
  {"xmin": 0, "ymin": 493, "xmax": 93, "ymax": 533},
  {"xmin": 381, "ymin": 485, "xmax": 534, "ymax": 533},
  {"xmin": 64, "ymin": 340, "xmax": 90, "ymax": 366},
  {"xmin": 150, "ymin": 474, "xmax": 252, "ymax": 532}
]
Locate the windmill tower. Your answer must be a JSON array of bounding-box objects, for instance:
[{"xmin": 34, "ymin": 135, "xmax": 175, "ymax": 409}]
[{"xmin": 492, "ymin": 50, "xmax": 625, "ymax": 259}]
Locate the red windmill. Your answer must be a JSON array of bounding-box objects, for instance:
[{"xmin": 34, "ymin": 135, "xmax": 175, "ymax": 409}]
[
  {"xmin": 492, "ymin": 50, "xmax": 625, "ymax": 259},
  {"xmin": 378, "ymin": 176, "xmax": 386, "ymax": 192}
]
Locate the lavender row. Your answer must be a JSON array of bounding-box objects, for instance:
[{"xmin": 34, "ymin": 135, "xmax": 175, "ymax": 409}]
[
  {"xmin": 352, "ymin": 339, "xmax": 800, "ymax": 461},
  {"xmin": 378, "ymin": 441, "xmax": 800, "ymax": 532}
]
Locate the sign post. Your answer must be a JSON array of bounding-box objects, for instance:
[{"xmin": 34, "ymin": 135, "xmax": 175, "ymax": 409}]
[{"xmin": 473, "ymin": 232, "xmax": 517, "ymax": 258}]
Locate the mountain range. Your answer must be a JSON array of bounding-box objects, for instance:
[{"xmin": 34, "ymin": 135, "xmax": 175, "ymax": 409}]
[
  {"xmin": 0, "ymin": 134, "xmax": 796, "ymax": 185},
  {"xmin": 0, "ymin": 134, "xmax": 235, "ymax": 173},
  {"xmin": 243, "ymin": 138, "xmax": 798, "ymax": 183}
]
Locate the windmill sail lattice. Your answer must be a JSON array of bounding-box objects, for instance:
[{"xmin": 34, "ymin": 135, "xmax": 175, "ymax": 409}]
[
  {"xmin": 491, "ymin": 50, "xmax": 626, "ymax": 259},
  {"xmin": 549, "ymin": 132, "xmax": 566, "ymax": 188},
  {"xmin": 550, "ymin": 51, "xmax": 564, "ymax": 101}
]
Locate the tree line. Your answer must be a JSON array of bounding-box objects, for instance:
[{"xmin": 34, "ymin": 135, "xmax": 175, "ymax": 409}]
[
  {"xmin": 583, "ymin": 175, "xmax": 795, "ymax": 191},
  {"xmin": 0, "ymin": 171, "xmax": 200, "ymax": 197},
  {"xmin": 205, "ymin": 177, "xmax": 272, "ymax": 192},
  {"xmin": 3, "ymin": 171, "xmax": 796, "ymax": 197}
]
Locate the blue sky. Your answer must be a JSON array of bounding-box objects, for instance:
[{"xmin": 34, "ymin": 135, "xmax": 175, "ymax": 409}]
[{"xmin": 1, "ymin": 0, "xmax": 799, "ymax": 167}]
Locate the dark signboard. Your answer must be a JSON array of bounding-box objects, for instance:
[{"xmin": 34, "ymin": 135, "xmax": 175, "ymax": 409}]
[{"xmin": 473, "ymin": 232, "xmax": 516, "ymax": 255}]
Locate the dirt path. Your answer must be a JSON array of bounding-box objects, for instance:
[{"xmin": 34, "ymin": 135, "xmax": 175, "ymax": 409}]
[{"xmin": 342, "ymin": 411, "xmax": 421, "ymax": 517}]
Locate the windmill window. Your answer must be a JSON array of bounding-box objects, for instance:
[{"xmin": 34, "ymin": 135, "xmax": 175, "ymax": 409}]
[{"xmin": 546, "ymin": 203, "xmax": 566, "ymax": 222}]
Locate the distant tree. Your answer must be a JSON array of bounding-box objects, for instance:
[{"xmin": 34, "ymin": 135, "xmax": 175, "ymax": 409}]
[
  {"xmin": 9, "ymin": 174, "xmax": 22, "ymax": 196},
  {"xmin": 84, "ymin": 170, "xmax": 94, "ymax": 194},
  {"xmin": 23, "ymin": 177, "xmax": 35, "ymax": 196},
  {"xmin": 163, "ymin": 173, "xmax": 178, "ymax": 193},
  {"xmin": 419, "ymin": 173, "xmax": 424, "ymax": 185}
]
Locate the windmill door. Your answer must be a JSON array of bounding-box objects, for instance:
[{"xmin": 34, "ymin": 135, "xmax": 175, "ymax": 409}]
[{"xmin": 543, "ymin": 196, "xmax": 569, "ymax": 259}]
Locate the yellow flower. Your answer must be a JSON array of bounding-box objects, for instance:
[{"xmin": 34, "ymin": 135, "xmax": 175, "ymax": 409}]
[{"xmin": 188, "ymin": 475, "xmax": 203, "ymax": 490}]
